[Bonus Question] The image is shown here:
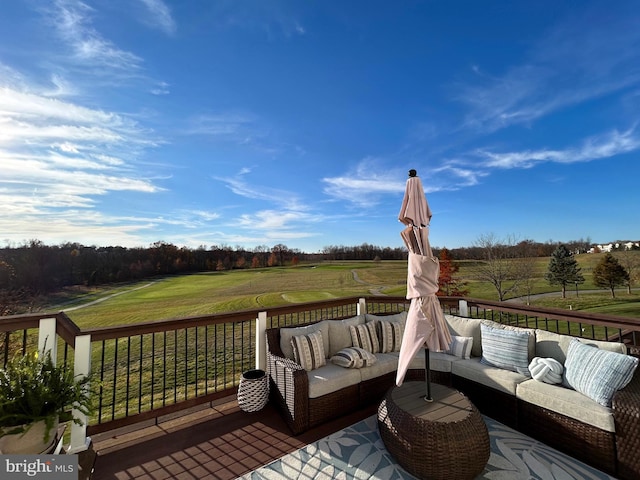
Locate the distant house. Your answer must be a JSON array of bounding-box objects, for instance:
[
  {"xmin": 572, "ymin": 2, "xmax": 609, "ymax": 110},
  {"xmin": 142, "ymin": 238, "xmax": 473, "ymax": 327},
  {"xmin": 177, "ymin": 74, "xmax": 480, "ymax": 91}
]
[
  {"xmin": 587, "ymin": 241, "xmax": 639, "ymax": 253},
  {"xmin": 601, "ymin": 243, "xmax": 614, "ymax": 253}
]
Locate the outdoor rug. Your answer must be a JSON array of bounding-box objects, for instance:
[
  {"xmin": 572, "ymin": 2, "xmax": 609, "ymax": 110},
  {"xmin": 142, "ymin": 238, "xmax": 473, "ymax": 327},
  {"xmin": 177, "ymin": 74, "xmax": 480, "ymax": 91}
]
[{"xmin": 240, "ymin": 415, "xmax": 616, "ymax": 480}]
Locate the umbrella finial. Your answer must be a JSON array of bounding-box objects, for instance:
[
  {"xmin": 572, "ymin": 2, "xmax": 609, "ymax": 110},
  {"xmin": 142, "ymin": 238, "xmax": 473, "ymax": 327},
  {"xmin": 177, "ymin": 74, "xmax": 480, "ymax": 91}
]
[{"xmin": 408, "ymin": 169, "xmax": 417, "ymax": 177}]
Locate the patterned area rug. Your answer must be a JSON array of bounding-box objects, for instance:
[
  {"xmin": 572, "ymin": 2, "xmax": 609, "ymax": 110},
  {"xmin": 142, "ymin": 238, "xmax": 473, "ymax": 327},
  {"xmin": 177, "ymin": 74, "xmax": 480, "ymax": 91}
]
[{"xmin": 240, "ymin": 415, "xmax": 616, "ymax": 480}]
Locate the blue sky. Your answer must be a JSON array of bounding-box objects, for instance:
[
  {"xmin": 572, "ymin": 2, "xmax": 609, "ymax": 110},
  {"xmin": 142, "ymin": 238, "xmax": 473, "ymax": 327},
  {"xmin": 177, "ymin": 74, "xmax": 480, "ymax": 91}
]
[{"xmin": 1, "ymin": 1, "xmax": 639, "ymax": 253}]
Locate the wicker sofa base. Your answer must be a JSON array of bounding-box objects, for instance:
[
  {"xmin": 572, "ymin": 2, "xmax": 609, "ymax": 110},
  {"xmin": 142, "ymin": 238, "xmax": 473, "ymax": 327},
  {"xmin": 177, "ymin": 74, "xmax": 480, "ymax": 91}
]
[
  {"xmin": 446, "ymin": 372, "xmax": 628, "ymax": 478},
  {"xmin": 452, "ymin": 375, "xmax": 519, "ymax": 429},
  {"xmin": 309, "ymin": 384, "xmax": 360, "ymax": 428},
  {"xmin": 518, "ymin": 400, "xmax": 617, "ymax": 476}
]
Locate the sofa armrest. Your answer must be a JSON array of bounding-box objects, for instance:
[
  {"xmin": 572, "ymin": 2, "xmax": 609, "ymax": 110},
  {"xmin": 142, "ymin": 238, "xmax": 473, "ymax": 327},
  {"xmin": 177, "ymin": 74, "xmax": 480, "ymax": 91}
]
[
  {"xmin": 266, "ymin": 329, "xmax": 310, "ymax": 435},
  {"xmin": 612, "ymin": 362, "xmax": 640, "ymax": 480}
]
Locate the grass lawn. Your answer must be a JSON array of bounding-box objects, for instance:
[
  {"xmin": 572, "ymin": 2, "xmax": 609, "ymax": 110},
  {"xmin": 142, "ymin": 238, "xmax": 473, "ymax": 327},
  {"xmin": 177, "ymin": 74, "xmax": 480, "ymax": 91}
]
[{"xmin": 43, "ymin": 253, "xmax": 640, "ymax": 328}]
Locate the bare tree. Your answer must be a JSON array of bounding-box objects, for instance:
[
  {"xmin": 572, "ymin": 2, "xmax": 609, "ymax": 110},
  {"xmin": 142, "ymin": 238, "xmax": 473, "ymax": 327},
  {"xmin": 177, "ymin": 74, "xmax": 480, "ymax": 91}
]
[
  {"xmin": 473, "ymin": 234, "xmax": 526, "ymax": 301},
  {"xmin": 514, "ymin": 240, "xmax": 539, "ymax": 305}
]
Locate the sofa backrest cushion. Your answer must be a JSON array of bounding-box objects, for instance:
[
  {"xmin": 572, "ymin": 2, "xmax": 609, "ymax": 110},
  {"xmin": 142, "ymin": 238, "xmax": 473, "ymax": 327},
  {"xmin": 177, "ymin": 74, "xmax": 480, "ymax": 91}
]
[
  {"xmin": 327, "ymin": 315, "xmax": 365, "ymax": 357},
  {"xmin": 535, "ymin": 329, "xmax": 627, "ymax": 364},
  {"xmin": 365, "ymin": 311, "xmax": 408, "ymax": 326},
  {"xmin": 280, "ymin": 320, "xmax": 330, "ymax": 360},
  {"xmin": 445, "ymin": 315, "xmax": 482, "ymax": 358}
]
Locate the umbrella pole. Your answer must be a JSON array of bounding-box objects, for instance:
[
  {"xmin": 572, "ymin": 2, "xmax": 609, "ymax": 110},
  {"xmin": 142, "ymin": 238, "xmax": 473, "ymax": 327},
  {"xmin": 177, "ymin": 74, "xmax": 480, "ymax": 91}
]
[{"xmin": 424, "ymin": 347, "xmax": 433, "ymax": 402}]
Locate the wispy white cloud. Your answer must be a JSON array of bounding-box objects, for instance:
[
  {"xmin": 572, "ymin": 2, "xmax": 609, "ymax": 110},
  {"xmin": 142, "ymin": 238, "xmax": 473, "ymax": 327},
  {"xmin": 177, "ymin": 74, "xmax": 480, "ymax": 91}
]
[
  {"xmin": 0, "ymin": 72, "xmax": 163, "ymax": 246},
  {"xmin": 322, "ymin": 159, "xmax": 406, "ymax": 207},
  {"xmin": 48, "ymin": 0, "xmax": 142, "ymax": 71},
  {"xmin": 432, "ymin": 165, "xmax": 488, "ymax": 188},
  {"xmin": 184, "ymin": 111, "xmax": 299, "ymax": 157},
  {"xmin": 215, "ymin": 173, "xmax": 306, "ymax": 211},
  {"xmin": 185, "ymin": 113, "xmax": 257, "ymax": 138},
  {"xmin": 150, "ymin": 81, "xmax": 170, "ymax": 95},
  {"xmin": 137, "ymin": 0, "xmax": 177, "ymax": 35},
  {"xmin": 458, "ymin": 7, "xmax": 640, "ymax": 131},
  {"xmin": 477, "ymin": 126, "xmax": 640, "ymax": 168},
  {"xmin": 238, "ymin": 210, "xmax": 319, "ymax": 231}
]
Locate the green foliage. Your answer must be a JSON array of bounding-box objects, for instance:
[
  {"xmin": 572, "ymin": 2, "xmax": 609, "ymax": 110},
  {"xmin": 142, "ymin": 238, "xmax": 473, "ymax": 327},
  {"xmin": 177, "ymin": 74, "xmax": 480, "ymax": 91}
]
[
  {"xmin": 545, "ymin": 245, "xmax": 584, "ymax": 298},
  {"xmin": 0, "ymin": 350, "xmax": 93, "ymax": 436},
  {"xmin": 593, "ymin": 253, "xmax": 630, "ymax": 298}
]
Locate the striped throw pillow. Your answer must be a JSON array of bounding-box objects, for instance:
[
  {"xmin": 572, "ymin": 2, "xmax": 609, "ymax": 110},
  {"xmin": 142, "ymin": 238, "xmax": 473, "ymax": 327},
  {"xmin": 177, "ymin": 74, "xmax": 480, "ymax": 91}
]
[
  {"xmin": 378, "ymin": 320, "xmax": 404, "ymax": 353},
  {"xmin": 480, "ymin": 324, "xmax": 532, "ymax": 377},
  {"xmin": 447, "ymin": 336, "xmax": 473, "ymax": 359},
  {"xmin": 291, "ymin": 331, "xmax": 326, "ymax": 371},
  {"xmin": 563, "ymin": 339, "xmax": 639, "ymax": 407},
  {"xmin": 330, "ymin": 347, "xmax": 377, "ymax": 369},
  {"xmin": 350, "ymin": 323, "xmax": 380, "ymax": 354}
]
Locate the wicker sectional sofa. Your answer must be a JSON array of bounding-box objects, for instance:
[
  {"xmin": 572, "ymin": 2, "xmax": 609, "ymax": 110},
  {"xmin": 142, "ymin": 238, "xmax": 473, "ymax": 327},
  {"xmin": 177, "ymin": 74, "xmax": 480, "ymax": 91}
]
[{"xmin": 265, "ymin": 312, "xmax": 640, "ymax": 480}]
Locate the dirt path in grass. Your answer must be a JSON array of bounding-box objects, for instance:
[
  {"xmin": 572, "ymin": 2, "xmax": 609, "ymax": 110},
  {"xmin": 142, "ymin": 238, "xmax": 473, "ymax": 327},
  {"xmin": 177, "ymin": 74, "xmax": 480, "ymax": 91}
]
[
  {"xmin": 351, "ymin": 269, "xmax": 387, "ymax": 296},
  {"xmin": 59, "ymin": 281, "xmax": 158, "ymax": 312}
]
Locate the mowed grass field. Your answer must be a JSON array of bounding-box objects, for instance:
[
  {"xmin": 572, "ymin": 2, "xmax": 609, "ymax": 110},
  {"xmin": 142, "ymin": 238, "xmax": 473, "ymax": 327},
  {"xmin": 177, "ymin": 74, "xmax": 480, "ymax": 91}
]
[{"xmin": 54, "ymin": 252, "xmax": 640, "ymax": 329}]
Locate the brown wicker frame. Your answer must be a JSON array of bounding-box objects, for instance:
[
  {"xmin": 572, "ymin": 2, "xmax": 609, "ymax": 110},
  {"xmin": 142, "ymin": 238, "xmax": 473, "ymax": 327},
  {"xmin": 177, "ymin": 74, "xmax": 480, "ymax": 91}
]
[
  {"xmin": 452, "ymin": 375, "xmax": 519, "ymax": 429},
  {"xmin": 378, "ymin": 384, "xmax": 490, "ymax": 480},
  {"xmin": 452, "ymin": 367, "xmax": 640, "ymax": 480},
  {"xmin": 265, "ymin": 326, "xmax": 426, "ymax": 435},
  {"xmin": 519, "ymin": 399, "xmax": 616, "ymax": 475},
  {"xmin": 266, "ymin": 323, "xmax": 640, "ymax": 480}
]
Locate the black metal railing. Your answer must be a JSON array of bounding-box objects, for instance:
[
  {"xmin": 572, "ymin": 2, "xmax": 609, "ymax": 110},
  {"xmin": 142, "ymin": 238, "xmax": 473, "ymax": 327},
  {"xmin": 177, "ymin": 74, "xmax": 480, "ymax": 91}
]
[{"xmin": 1, "ymin": 295, "xmax": 638, "ymax": 440}]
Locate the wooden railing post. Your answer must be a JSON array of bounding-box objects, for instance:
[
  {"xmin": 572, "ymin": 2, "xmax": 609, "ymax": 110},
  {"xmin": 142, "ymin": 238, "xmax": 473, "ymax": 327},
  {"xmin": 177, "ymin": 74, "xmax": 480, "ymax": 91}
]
[
  {"xmin": 38, "ymin": 317, "xmax": 57, "ymax": 358},
  {"xmin": 459, "ymin": 299, "xmax": 469, "ymax": 317},
  {"xmin": 256, "ymin": 311, "xmax": 267, "ymax": 371},
  {"xmin": 357, "ymin": 298, "xmax": 367, "ymax": 315},
  {"xmin": 68, "ymin": 334, "xmax": 92, "ymax": 453}
]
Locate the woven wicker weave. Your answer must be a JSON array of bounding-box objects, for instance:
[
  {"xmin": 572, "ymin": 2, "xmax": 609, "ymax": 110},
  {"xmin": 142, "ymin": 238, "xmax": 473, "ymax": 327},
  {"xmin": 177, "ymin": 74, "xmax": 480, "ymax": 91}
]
[
  {"xmin": 378, "ymin": 382, "xmax": 490, "ymax": 480},
  {"xmin": 613, "ymin": 367, "xmax": 640, "ymax": 480},
  {"xmin": 519, "ymin": 400, "xmax": 616, "ymax": 476},
  {"xmin": 266, "ymin": 326, "xmax": 431, "ymax": 435},
  {"xmin": 237, "ymin": 369, "xmax": 269, "ymax": 413}
]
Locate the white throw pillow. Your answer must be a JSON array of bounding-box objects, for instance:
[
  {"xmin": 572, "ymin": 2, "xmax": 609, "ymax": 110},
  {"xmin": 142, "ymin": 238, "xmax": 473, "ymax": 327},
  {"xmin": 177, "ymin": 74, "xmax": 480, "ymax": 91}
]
[
  {"xmin": 529, "ymin": 357, "xmax": 563, "ymax": 384},
  {"xmin": 446, "ymin": 336, "xmax": 473, "ymax": 359}
]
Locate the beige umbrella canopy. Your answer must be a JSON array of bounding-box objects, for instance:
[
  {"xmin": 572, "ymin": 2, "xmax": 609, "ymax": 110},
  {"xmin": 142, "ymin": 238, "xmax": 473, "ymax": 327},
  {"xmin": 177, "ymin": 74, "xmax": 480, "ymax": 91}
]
[{"xmin": 396, "ymin": 170, "xmax": 451, "ymax": 399}]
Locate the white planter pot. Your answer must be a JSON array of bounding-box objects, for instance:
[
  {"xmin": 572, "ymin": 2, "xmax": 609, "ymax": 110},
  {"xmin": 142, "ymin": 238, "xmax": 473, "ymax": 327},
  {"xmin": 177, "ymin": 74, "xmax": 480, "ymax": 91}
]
[{"xmin": 0, "ymin": 416, "xmax": 59, "ymax": 454}]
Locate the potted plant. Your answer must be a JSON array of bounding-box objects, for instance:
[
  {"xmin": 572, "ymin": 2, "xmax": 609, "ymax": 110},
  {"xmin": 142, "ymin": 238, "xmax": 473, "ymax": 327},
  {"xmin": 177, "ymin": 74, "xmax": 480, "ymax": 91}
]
[{"xmin": 0, "ymin": 349, "xmax": 93, "ymax": 454}]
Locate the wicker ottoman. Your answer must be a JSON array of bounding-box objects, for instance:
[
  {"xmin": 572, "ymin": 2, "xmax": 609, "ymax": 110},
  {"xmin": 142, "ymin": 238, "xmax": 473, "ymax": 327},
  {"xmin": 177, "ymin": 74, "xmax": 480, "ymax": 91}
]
[{"xmin": 378, "ymin": 381, "xmax": 490, "ymax": 480}]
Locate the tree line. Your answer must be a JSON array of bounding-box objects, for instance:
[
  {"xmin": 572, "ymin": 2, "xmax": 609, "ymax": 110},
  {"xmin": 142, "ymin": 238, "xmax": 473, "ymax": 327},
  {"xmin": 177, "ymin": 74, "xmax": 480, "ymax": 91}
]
[{"xmin": 1, "ymin": 236, "xmax": 637, "ymax": 315}]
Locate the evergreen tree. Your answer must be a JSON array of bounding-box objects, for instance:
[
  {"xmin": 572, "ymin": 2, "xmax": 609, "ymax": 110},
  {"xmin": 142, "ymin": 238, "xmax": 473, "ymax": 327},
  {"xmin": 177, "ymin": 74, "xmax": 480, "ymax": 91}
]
[
  {"xmin": 545, "ymin": 245, "xmax": 585, "ymax": 298},
  {"xmin": 593, "ymin": 253, "xmax": 629, "ymax": 298}
]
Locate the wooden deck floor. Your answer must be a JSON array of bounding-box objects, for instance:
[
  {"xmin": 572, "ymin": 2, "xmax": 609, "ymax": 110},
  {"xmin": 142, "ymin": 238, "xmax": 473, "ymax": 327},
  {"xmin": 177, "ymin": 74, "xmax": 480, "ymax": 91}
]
[{"xmin": 87, "ymin": 396, "xmax": 378, "ymax": 480}]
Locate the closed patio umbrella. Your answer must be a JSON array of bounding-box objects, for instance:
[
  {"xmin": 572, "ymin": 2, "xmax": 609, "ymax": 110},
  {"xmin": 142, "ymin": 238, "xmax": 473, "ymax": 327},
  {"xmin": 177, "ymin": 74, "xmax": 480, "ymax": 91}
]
[{"xmin": 396, "ymin": 169, "xmax": 451, "ymax": 400}]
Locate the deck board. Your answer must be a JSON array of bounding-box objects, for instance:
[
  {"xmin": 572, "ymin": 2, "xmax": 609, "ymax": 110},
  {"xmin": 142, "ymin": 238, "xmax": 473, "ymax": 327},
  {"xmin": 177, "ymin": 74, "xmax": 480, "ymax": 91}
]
[{"xmin": 89, "ymin": 396, "xmax": 377, "ymax": 479}]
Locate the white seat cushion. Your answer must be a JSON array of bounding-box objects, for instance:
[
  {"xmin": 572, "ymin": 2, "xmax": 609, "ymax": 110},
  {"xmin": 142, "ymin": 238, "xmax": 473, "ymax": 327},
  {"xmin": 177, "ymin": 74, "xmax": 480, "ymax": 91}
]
[
  {"xmin": 517, "ymin": 379, "xmax": 615, "ymax": 432},
  {"xmin": 359, "ymin": 353, "xmax": 398, "ymax": 381},
  {"xmin": 307, "ymin": 363, "xmax": 362, "ymax": 399},
  {"xmin": 452, "ymin": 358, "xmax": 528, "ymax": 395}
]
